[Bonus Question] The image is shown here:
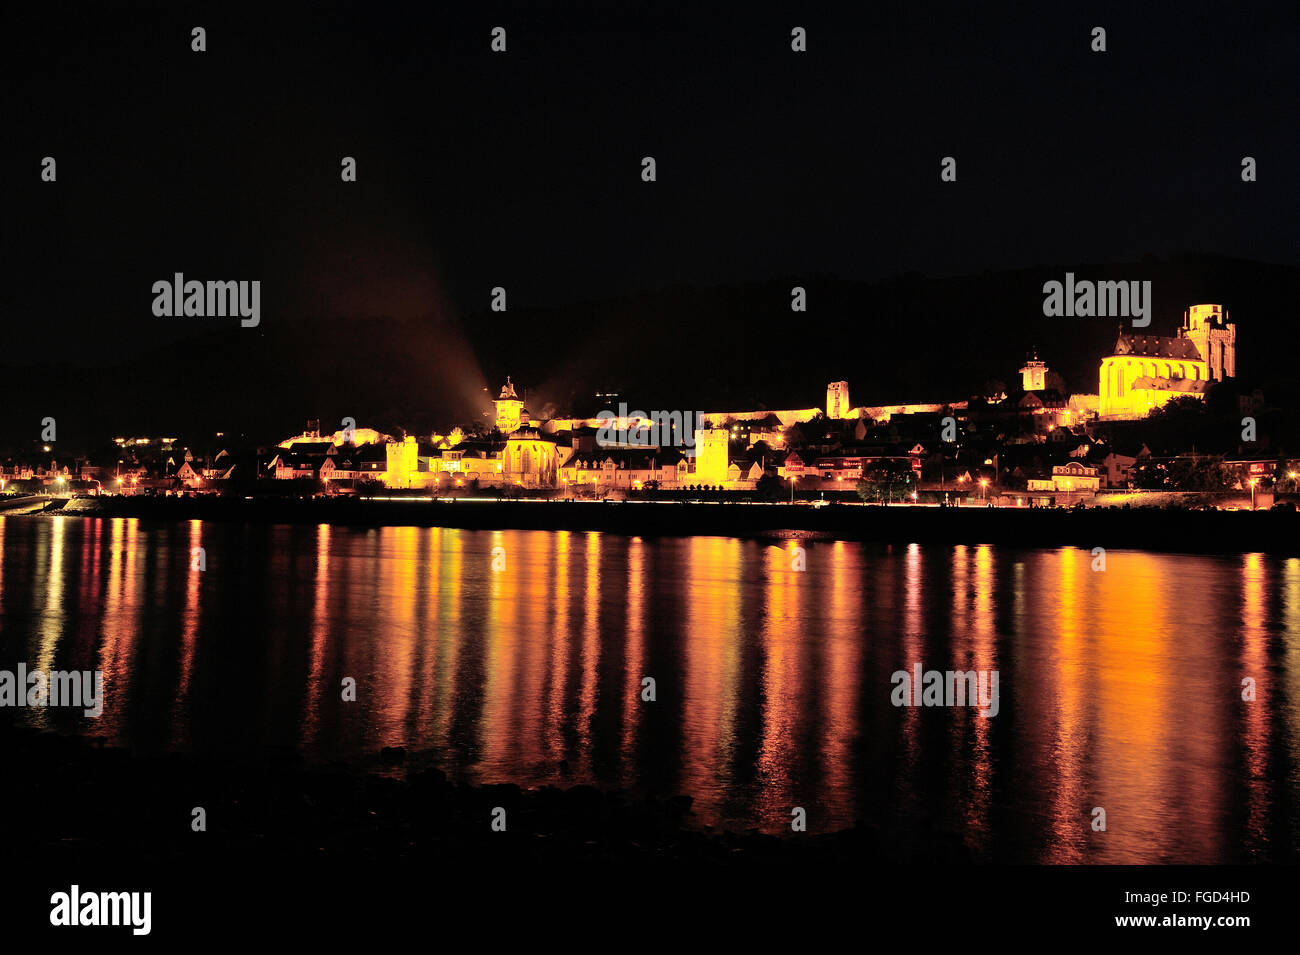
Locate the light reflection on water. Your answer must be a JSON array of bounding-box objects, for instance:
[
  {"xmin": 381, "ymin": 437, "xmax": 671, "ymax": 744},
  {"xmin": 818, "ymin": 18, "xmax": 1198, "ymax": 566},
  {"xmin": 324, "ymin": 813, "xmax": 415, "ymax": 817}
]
[{"xmin": 1, "ymin": 515, "xmax": 1297, "ymax": 863}]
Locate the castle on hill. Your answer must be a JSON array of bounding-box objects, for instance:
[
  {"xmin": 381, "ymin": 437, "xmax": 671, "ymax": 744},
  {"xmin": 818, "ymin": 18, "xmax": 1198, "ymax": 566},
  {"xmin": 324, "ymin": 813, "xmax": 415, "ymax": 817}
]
[{"xmin": 266, "ymin": 302, "xmax": 1238, "ymax": 492}]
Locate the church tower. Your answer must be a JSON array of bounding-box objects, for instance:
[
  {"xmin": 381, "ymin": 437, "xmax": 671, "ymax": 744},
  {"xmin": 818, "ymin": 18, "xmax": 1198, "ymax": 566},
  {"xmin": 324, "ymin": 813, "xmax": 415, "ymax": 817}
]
[
  {"xmin": 1019, "ymin": 349, "xmax": 1047, "ymax": 392},
  {"xmin": 1180, "ymin": 304, "xmax": 1236, "ymax": 381},
  {"xmin": 494, "ymin": 377, "xmax": 525, "ymax": 434}
]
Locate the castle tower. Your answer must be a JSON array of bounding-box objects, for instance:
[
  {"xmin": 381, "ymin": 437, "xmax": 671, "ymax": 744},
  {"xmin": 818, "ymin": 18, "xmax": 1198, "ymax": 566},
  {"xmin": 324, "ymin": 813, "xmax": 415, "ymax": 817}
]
[
  {"xmin": 384, "ymin": 436, "xmax": 417, "ymax": 488},
  {"xmin": 1019, "ymin": 349, "xmax": 1047, "ymax": 392},
  {"xmin": 1180, "ymin": 304, "xmax": 1236, "ymax": 381},
  {"xmin": 692, "ymin": 428, "xmax": 730, "ymax": 485},
  {"xmin": 494, "ymin": 377, "xmax": 525, "ymax": 434},
  {"xmin": 826, "ymin": 381, "xmax": 851, "ymax": 419}
]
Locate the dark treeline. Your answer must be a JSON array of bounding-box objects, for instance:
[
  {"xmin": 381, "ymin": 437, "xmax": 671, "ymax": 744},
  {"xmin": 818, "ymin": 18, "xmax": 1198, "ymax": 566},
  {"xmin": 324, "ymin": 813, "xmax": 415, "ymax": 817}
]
[{"xmin": 3, "ymin": 254, "xmax": 1296, "ymax": 451}]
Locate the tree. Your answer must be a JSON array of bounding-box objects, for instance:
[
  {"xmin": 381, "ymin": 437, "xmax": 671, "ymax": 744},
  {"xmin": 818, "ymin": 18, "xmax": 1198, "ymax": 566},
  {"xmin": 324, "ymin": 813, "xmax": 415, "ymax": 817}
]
[
  {"xmin": 784, "ymin": 412, "xmax": 828, "ymax": 448},
  {"xmin": 356, "ymin": 478, "xmax": 385, "ymax": 497},
  {"xmin": 1141, "ymin": 393, "xmax": 1238, "ymax": 455},
  {"xmin": 856, "ymin": 460, "xmax": 916, "ymax": 502},
  {"xmin": 755, "ymin": 472, "xmax": 783, "ymax": 502},
  {"xmin": 1134, "ymin": 455, "xmax": 1233, "ymax": 491}
]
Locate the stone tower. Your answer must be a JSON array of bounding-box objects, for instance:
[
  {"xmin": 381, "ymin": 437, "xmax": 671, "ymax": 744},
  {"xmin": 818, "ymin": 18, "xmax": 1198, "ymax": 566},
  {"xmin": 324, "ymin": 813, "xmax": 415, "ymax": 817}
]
[
  {"xmin": 1180, "ymin": 304, "xmax": 1236, "ymax": 381},
  {"xmin": 691, "ymin": 428, "xmax": 730, "ymax": 485},
  {"xmin": 384, "ymin": 436, "xmax": 417, "ymax": 488},
  {"xmin": 826, "ymin": 381, "xmax": 851, "ymax": 419}
]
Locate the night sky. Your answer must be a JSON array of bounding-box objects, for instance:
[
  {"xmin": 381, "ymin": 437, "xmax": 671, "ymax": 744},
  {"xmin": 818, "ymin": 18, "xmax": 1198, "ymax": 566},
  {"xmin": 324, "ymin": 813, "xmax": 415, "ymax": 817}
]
[{"xmin": 3, "ymin": 2, "xmax": 1297, "ymax": 441}]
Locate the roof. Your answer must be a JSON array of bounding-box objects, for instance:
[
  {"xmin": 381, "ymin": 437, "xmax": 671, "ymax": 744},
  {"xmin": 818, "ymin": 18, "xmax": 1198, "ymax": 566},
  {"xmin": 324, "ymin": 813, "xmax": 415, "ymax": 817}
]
[
  {"xmin": 565, "ymin": 448, "xmax": 668, "ymax": 470},
  {"xmin": 451, "ymin": 437, "xmax": 508, "ymax": 456},
  {"xmin": 1130, "ymin": 377, "xmax": 1208, "ymax": 394},
  {"xmin": 506, "ymin": 427, "xmax": 559, "ymax": 444},
  {"xmin": 1001, "ymin": 388, "xmax": 1068, "ymax": 408},
  {"xmin": 290, "ymin": 441, "xmax": 335, "ymax": 456},
  {"xmin": 1114, "ymin": 334, "xmax": 1201, "ymax": 361}
]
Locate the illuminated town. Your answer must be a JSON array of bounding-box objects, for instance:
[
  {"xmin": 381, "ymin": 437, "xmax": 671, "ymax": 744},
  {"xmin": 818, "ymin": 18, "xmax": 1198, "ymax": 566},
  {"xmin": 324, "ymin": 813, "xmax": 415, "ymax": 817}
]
[
  {"xmin": 3, "ymin": 301, "xmax": 1294, "ymax": 510},
  {"xmin": 6, "ymin": 2, "xmax": 1299, "ymax": 938}
]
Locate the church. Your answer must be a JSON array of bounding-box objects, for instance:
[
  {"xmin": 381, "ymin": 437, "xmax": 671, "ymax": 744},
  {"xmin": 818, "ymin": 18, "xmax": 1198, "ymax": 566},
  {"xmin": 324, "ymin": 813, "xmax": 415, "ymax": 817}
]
[{"xmin": 1097, "ymin": 304, "xmax": 1236, "ymax": 418}]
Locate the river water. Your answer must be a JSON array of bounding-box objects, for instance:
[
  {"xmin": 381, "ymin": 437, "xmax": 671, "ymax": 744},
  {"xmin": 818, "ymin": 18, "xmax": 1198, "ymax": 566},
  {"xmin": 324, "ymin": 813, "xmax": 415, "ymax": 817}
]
[{"xmin": 2, "ymin": 515, "xmax": 1297, "ymax": 862}]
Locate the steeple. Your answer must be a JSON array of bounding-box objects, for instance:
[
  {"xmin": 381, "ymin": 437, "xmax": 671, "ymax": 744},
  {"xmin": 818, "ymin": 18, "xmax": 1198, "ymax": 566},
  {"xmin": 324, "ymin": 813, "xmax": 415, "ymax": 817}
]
[
  {"xmin": 1019, "ymin": 348, "xmax": 1048, "ymax": 392},
  {"xmin": 494, "ymin": 377, "xmax": 525, "ymax": 433}
]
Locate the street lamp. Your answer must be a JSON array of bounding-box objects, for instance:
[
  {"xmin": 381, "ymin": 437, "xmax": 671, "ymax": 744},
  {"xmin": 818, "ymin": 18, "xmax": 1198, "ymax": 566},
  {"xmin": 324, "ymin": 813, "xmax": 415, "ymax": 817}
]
[
  {"xmin": 790, "ymin": 473, "xmax": 798, "ymax": 504},
  {"xmin": 979, "ymin": 477, "xmax": 989, "ymax": 503},
  {"xmin": 1249, "ymin": 478, "xmax": 1258, "ymax": 510}
]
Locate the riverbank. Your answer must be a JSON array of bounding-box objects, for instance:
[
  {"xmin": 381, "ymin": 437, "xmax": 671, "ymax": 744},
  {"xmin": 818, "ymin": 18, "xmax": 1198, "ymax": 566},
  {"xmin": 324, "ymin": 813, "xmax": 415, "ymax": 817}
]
[{"xmin": 9, "ymin": 494, "xmax": 1300, "ymax": 555}]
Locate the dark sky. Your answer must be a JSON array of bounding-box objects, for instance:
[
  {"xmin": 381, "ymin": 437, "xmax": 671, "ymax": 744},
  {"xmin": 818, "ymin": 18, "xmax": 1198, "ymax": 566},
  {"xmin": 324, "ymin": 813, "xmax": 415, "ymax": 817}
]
[{"xmin": 2, "ymin": 1, "xmax": 1297, "ymax": 434}]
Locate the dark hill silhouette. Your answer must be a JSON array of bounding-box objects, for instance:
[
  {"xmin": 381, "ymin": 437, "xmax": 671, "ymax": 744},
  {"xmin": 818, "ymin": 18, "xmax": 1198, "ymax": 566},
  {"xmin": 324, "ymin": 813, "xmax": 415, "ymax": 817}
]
[{"xmin": 4, "ymin": 253, "xmax": 1295, "ymax": 450}]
